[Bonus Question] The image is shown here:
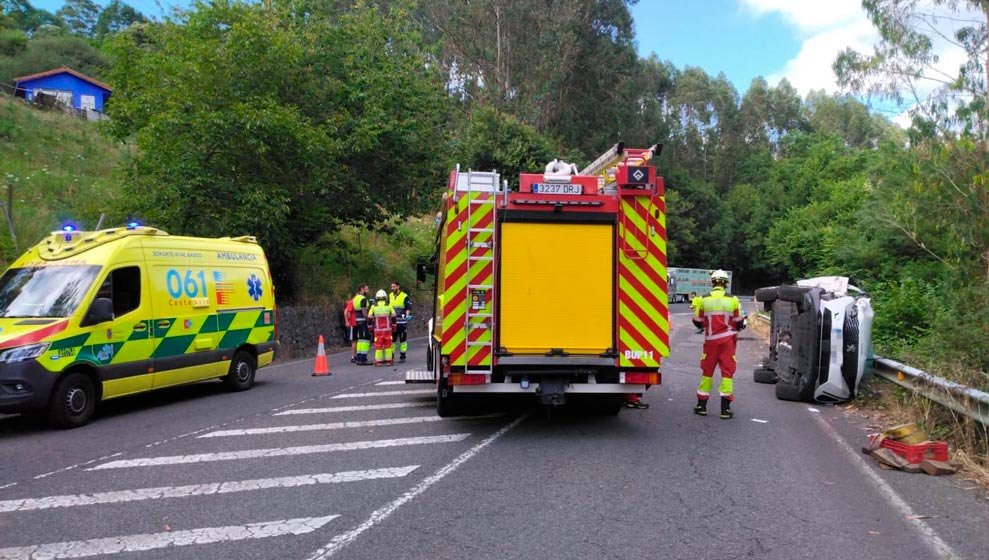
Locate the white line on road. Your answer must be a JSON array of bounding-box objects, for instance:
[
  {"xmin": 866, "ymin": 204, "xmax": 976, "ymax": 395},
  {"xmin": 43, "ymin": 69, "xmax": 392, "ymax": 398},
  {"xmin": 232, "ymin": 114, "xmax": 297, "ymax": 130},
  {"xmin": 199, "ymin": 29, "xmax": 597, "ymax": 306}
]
[
  {"xmin": 274, "ymin": 403, "xmax": 431, "ymax": 416},
  {"xmin": 750, "ymin": 419, "xmax": 769, "ymax": 424},
  {"xmin": 199, "ymin": 416, "xmax": 447, "ymax": 437},
  {"xmin": 330, "ymin": 390, "xmax": 434, "ymax": 399},
  {"xmin": 33, "ymin": 453, "xmax": 123, "ymax": 480},
  {"xmin": 0, "ymin": 483, "xmax": 16, "ymax": 491},
  {"xmin": 87, "ymin": 434, "xmax": 471, "ymax": 470},
  {"xmin": 0, "ymin": 467, "xmax": 418, "ymax": 513},
  {"xmin": 375, "ymin": 381, "xmax": 406, "ymax": 386},
  {"xmin": 307, "ymin": 414, "xmax": 529, "ymax": 559},
  {"xmin": 0, "ymin": 516, "xmax": 339, "ymax": 559},
  {"xmin": 809, "ymin": 412, "xmax": 961, "ymax": 560}
]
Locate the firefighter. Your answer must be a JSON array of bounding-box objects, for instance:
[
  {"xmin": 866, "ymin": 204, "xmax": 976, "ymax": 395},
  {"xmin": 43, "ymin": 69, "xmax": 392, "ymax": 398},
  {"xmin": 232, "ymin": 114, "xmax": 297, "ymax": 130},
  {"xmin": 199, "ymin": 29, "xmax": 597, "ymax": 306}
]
[
  {"xmin": 368, "ymin": 289, "xmax": 396, "ymax": 366},
  {"xmin": 692, "ymin": 270, "xmax": 746, "ymax": 419},
  {"xmin": 389, "ymin": 281, "xmax": 411, "ymax": 363},
  {"xmin": 351, "ymin": 284, "xmax": 371, "ymax": 365}
]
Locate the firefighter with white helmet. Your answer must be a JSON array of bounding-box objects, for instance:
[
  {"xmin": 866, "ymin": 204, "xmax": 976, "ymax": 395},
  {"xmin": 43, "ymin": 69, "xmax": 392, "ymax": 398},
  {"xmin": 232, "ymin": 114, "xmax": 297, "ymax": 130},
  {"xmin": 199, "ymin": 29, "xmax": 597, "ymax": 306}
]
[
  {"xmin": 368, "ymin": 289, "xmax": 397, "ymax": 366},
  {"xmin": 692, "ymin": 269, "xmax": 746, "ymax": 419}
]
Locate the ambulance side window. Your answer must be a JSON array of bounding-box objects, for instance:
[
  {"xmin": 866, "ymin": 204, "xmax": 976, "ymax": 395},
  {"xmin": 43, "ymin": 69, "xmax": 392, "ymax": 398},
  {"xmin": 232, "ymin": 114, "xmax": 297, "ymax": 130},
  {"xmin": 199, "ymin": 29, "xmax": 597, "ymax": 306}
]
[{"xmin": 107, "ymin": 266, "xmax": 141, "ymax": 317}]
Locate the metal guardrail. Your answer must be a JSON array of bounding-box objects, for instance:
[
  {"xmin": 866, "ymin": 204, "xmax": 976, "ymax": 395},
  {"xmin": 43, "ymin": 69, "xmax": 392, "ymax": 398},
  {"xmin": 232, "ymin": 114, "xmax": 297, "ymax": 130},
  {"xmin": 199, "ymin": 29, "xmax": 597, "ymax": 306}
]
[{"xmin": 872, "ymin": 357, "xmax": 989, "ymax": 426}]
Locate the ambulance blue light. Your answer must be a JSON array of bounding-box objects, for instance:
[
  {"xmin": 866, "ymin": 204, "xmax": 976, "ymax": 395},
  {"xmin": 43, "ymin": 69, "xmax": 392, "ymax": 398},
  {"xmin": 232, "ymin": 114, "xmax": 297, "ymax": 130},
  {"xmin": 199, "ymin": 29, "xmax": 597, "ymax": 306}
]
[
  {"xmin": 126, "ymin": 221, "xmax": 140, "ymax": 230},
  {"xmin": 61, "ymin": 224, "xmax": 76, "ymax": 232}
]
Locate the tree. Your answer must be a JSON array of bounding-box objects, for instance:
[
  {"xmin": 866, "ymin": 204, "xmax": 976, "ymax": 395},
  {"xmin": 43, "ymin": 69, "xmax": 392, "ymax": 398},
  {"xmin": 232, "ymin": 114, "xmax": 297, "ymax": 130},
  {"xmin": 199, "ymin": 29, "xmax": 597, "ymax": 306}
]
[
  {"xmin": 1, "ymin": 0, "xmax": 61, "ymax": 34},
  {"xmin": 56, "ymin": 0, "xmax": 100, "ymax": 37},
  {"xmin": 834, "ymin": 0, "xmax": 989, "ymax": 139},
  {"xmin": 93, "ymin": 0, "xmax": 146, "ymax": 38},
  {"xmin": 104, "ymin": 0, "xmax": 451, "ymax": 298}
]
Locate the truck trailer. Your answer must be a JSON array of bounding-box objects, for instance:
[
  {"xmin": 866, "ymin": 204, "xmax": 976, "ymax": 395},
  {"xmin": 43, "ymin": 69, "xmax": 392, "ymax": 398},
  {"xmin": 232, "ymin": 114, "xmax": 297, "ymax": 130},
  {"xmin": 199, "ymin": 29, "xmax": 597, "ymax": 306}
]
[
  {"xmin": 416, "ymin": 145, "xmax": 670, "ymax": 415},
  {"xmin": 668, "ymin": 267, "xmax": 732, "ymax": 303}
]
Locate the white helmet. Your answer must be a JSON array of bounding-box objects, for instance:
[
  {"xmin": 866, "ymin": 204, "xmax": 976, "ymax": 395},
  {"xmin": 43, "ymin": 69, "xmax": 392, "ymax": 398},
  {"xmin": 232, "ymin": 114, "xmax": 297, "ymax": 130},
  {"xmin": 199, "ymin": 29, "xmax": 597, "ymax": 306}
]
[
  {"xmin": 375, "ymin": 289, "xmax": 387, "ymax": 301},
  {"xmin": 710, "ymin": 269, "xmax": 729, "ymax": 283}
]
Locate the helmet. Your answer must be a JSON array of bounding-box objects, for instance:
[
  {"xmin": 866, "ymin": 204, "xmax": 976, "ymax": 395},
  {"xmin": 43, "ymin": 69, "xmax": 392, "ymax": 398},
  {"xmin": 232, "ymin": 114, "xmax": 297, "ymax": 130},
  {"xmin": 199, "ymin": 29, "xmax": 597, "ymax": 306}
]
[
  {"xmin": 710, "ymin": 269, "xmax": 729, "ymax": 283},
  {"xmin": 375, "ymin": 289, "xmax": 387, "ymax": 301}
]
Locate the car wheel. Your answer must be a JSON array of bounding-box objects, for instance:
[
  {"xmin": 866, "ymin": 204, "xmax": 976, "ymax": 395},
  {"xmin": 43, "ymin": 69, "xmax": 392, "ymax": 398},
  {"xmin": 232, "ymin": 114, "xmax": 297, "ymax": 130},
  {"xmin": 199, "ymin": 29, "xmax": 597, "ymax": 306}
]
[
  {"xmin": 48, "ymin": 372, "xmax": 97, "ymax": 429},
  {"xmin": 753, "ymin": 367, "xmax": 777, "ymax": 384},
  {"xmin": 774, "ymin": 369, "xmax": 817, "ymax": 402},
  {"xmin": 224, "ymin": 351, "xmax": 256, "ymax": 392}
]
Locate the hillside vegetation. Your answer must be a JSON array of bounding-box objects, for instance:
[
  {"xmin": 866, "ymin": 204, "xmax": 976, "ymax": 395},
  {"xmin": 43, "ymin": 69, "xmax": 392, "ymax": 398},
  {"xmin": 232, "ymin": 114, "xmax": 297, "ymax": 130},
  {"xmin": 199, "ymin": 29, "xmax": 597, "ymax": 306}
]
[{"xmin": 0, "ymin": 94, "xmax": 128, "ymax": 258}]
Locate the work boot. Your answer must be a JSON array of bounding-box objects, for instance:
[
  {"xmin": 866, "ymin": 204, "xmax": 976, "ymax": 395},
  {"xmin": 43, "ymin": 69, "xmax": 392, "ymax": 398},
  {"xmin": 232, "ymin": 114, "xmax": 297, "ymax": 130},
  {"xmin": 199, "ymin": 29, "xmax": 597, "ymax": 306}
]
[
  {"xmin": 720, "ymin": 397, "xmax": 734, "ymax": 419},
  {"xmin": 693, "ymin": 399, "xmax": 707, "ymax": 416},
  {"xmin": 399, "ymin": 353, "xmax": 406, "ymax": 363}
]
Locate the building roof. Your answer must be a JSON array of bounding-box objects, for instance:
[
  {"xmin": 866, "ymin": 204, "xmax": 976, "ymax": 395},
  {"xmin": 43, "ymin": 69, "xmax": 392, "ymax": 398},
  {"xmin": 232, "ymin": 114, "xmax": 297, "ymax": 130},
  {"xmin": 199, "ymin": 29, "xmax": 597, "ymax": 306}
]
[{"xmin": 13, "ymin": 66, "xmax": 112, "ymax": 92}]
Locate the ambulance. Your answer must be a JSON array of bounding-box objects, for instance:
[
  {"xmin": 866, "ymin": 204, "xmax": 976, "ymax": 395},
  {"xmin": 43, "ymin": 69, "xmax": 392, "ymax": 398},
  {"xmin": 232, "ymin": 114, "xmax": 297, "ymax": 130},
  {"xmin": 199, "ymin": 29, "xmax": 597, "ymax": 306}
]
[{"xmin": 0, "ymin": 225, "xmax": 278, "ymax": 428}]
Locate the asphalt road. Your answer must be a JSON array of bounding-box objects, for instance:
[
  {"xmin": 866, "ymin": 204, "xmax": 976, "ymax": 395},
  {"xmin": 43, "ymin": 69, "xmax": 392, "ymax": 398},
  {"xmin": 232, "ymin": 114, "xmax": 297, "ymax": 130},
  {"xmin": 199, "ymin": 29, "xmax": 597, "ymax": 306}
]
[{"xmin": 0, "ymin": 304, "xmax": 987, "ymax": 559}]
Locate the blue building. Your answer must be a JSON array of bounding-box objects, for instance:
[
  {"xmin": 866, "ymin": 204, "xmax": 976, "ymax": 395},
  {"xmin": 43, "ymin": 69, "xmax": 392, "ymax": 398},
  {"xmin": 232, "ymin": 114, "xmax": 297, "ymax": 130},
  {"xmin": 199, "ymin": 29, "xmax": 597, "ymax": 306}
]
[{"xmin": 14, "ymin": 66, "xmax": 112, "ymax": 113}]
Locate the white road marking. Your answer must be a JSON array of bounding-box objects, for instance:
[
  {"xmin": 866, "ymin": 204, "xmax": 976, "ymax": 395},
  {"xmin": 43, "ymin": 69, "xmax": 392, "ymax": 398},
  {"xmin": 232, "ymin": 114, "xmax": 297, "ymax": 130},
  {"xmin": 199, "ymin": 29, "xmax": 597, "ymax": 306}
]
[
  {"xmin": 807, "ymin": 407, "xmax": 821, "ymax": 413},
  {"xmin": 307, "ymin": 414, "xmax": 529, "ymax": 559},
  {"xmin": 0, "ymin": 516, "xmax": 339, "ymax": 559},
  {"xmin": 809, "ymin": 412, "xmax": 961, "ymax": 560},
  {"xmin": 375, "ymin": 381, "xmax": 406, "ymax": 386},
  {"xmin": 87, "ymin": 434, "xmax": 471, "ymax": 470},
  {"xmin": 274, "ymin": 403, "xmax": 431, "ymax": 416},
  {"xmin": 0, "ymin": 467, "xmax": 418, "ymax": 513},
  {"xmin": 199, "ymin": 416, "xmax": 446, "ymax": 437},
  {"xmin": 330, "ymin": 390, "xmax": 434, "ymax": 399},
  {"xmin": 33, "ymin": 453, "xmax": 123, "ymax": 480},
  {"xmin": 750, "ymin": 419, "xmax": 769, "ymax": 424},
  {"xmin": 0, "ymin": 483, "xmax": 16, "ymax": 491}
]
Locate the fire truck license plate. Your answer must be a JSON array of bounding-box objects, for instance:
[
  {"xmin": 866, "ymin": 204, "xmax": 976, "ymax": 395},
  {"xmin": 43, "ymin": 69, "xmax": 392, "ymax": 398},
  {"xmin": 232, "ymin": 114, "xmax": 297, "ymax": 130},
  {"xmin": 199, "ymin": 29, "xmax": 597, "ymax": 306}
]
[{"xmin": 532, "ymin": 183, "xmax": 583, "ymax": 195}]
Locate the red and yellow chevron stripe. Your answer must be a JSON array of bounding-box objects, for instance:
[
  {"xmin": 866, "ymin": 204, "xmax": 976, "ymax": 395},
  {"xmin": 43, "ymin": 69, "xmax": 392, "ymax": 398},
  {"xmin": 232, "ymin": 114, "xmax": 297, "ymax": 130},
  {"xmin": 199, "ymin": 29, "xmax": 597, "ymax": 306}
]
[
  {"xmin": 618, "ymin": 194, "xmax": 670, "ymax": 368},
  {"xmin": 440, "ymin": 191, "xmax": 495, "ymax": 368}
]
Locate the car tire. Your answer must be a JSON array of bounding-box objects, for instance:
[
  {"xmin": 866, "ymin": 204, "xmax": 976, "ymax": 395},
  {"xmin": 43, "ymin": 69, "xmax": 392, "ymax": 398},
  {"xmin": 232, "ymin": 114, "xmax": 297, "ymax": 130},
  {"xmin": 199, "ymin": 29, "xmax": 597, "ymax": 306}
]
[
  {"xmin": 224, "ymin": 351, "xmax": 256, "ymax": 392},
  {"xmin": 48, "ymin": 372, "xmax": 97, "ymax": 429},
  {"xmin": 753, "ymin": 367, "xmax": 777, "ymax": 384},
  {"xmin": 754, "ymin": 287, "xmax": 778, "ymax": 303},
  {"xmin": 774, "ymin": 370, "xmax": 817, "ymax": 402}
]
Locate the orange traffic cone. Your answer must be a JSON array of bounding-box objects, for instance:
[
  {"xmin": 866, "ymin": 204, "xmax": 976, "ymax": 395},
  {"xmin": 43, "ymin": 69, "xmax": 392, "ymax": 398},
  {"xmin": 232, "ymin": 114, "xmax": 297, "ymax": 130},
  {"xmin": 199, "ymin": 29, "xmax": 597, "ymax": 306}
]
[{"xmin": 312, "ymin": 335, "xmax": 331, "ymax": 376}]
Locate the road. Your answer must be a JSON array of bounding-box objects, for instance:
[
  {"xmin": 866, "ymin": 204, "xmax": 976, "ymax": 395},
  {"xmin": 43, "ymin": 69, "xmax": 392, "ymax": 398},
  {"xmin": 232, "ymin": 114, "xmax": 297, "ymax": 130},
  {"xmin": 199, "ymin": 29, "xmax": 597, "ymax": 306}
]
[{"xmin": 0, "ymin": 304, "xmax": 987, "ymax": 559}]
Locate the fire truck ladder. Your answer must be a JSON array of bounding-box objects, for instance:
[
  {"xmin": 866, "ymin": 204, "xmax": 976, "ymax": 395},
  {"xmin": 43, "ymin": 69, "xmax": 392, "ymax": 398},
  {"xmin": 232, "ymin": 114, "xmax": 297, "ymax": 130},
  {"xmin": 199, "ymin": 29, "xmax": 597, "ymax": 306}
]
[{"xmin": 464, "ymin": 170, "xmax": 498, "ymax": 376}]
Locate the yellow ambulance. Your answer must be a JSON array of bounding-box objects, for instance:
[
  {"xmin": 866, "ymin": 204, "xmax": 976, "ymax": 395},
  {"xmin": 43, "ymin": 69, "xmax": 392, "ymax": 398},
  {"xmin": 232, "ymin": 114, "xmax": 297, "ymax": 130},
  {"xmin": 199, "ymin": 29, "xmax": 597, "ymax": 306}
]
[{"xmin": 0, "ymin": 225, "xmax": 277, "ymax": 428}]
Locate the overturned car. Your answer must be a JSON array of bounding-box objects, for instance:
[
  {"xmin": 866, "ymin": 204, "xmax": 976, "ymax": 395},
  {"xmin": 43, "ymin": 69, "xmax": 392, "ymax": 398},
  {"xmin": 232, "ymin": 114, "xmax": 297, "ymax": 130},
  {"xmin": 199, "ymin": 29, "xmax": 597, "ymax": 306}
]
[{"xmin": 753, "ymin": 277, "xmax": 874, "ymax": 403}]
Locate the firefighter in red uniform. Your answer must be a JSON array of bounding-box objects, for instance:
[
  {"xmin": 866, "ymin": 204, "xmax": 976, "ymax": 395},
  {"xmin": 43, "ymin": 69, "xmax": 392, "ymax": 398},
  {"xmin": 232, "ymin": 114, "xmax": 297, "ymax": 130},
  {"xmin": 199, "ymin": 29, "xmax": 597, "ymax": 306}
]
[{"xmin": 692, "ymin": 269, "xmax": 746, "ymax": 419}]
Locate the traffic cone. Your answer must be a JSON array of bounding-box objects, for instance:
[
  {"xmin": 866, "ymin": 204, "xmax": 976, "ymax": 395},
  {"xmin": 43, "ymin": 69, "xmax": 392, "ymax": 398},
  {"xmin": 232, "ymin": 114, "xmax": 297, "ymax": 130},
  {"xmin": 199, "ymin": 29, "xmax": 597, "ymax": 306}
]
[{"xmin": 312, "ymin": 335, "xmax": 331, "ymax": 376}]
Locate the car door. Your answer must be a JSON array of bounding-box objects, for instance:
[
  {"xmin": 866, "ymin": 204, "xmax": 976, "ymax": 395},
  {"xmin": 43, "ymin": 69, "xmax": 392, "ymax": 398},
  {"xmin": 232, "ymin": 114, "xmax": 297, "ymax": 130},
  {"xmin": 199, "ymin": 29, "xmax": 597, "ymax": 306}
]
[{"xmin": 83, "ymin": 264, "xmax": 155, "ymax": 399}]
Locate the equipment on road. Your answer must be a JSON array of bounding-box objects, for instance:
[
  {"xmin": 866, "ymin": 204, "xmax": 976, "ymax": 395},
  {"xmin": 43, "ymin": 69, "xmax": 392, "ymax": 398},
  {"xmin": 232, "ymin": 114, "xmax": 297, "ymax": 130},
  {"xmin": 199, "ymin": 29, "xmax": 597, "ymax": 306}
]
[
  {"xmin": 418, "ymin": 144, "xmax": 669, "ymax": 415},
  {"xmin": 312, "ymin": 335, "xmax": 330, "ymax": 376},
  {"xmin": 0, "ymin": 225, "xmax": 278, "ymax": 428},
  {"xmin": 754, "ymin": 276, "xmax": 873, "ymax": 403}
]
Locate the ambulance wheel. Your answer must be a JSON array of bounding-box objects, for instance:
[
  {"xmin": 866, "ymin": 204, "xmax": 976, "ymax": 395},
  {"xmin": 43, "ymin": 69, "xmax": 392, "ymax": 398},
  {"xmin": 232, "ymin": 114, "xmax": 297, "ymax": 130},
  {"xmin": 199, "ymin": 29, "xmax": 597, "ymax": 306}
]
[
  {"xmin": 224, "ymin": 351, "xmax": 256, "ymax": 392},
  {"xmin": 48, "ymin": 372, "xmax": 97, "ymax": 429},
  {"xmin": 426, "ymin": 342, "xmax": 434, "ymax": 371},
  {"xmin": 753, "ymin": 367, "xmax": 777, "ymax": 384}
]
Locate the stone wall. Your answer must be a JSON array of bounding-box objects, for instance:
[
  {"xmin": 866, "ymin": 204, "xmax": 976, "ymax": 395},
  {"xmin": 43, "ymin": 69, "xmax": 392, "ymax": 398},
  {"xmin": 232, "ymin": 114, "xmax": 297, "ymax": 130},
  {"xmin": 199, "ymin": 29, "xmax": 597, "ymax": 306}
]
[{"xmin": 276, "ymin": 300, "xmax": 432, "ymax": 359}]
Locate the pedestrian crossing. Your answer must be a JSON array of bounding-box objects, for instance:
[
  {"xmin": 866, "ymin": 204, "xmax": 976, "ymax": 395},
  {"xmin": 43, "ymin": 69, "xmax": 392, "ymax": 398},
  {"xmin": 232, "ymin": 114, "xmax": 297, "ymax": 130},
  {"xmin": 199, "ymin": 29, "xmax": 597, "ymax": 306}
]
[{"xmin": 0, "ymin": 373, "xmax": 520, "ymax": 559}]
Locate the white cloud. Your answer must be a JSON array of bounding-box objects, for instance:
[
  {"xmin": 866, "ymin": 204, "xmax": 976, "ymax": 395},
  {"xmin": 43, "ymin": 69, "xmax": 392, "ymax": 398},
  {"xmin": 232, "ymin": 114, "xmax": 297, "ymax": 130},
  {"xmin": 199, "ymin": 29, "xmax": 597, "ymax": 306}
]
[
  {"xmin": 740, "ymin": 0, "xmax": 866, "ymax": 32},
  {"xmin": 742, "ymin": 0, "xmax": 978, "ymax": 127}
]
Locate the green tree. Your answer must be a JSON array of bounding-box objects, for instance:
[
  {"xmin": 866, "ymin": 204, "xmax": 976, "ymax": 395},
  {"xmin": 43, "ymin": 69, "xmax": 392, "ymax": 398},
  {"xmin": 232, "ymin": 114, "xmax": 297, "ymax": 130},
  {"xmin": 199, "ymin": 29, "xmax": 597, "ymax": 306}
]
[
  {"xmin": 93, "ymin": 0, "xmax": 146, "ymax": 38},
  {"xmin": 104, "ymin": 0, "xmax": 451, "ymax": 298},
  {"xmin": 56, "ymin": 0, "xmax": 100, "ymax": 37}
]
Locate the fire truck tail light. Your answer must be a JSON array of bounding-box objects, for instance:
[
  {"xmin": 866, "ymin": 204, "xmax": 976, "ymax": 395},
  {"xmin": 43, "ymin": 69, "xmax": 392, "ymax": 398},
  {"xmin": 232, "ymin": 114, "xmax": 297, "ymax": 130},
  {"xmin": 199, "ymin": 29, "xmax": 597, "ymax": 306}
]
[
  {"xmin": 623, "ymin": 372, "xmax": 660, "ymax": 385},
  {"xmin": 449, "ymin": 373, "xmax": 487, "ymax": 386}
]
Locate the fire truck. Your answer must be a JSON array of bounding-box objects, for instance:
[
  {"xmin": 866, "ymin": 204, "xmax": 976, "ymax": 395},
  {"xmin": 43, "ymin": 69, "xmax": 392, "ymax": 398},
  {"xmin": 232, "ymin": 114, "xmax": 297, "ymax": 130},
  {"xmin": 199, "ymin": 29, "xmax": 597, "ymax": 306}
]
[{"xmin": 413, "ymin": 144, "xmax": 670, "ymax": 415}]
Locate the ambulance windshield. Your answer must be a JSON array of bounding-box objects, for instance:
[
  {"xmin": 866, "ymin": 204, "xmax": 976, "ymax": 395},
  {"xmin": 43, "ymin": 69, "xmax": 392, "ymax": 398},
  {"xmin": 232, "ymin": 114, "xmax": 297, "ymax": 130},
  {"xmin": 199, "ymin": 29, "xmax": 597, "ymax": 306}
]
[{"xmin": 0, "ymin": 265, "xmax": 101, "ymax": 318}]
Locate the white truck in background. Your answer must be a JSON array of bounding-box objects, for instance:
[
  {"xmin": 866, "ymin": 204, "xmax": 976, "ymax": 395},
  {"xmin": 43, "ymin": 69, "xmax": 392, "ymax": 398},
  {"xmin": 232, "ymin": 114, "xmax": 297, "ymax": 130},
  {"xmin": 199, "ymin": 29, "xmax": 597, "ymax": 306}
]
[{"xmin": 668, "ymin": 267, "xmax": 732, "ymax": 303}]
